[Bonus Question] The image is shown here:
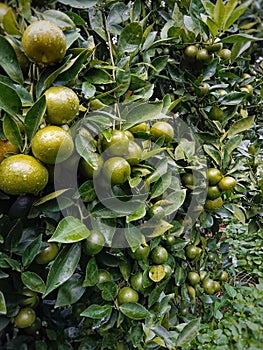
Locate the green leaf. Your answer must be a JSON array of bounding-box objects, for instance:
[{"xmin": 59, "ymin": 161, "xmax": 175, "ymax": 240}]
[
  {"xmin": 226, "ymin": 116, "xmax": 254, "ymax": 138},
  {"xmin": 150, "ymin": 170, "xmax": 172, "ymax": 199},
  {"xmin": 2, "ymin": 8, "xmax": 21, "ymax": 35},
  {"xmin": 21, "ymin": 272, "xmax": 46, "ymax": 294},
  {"xmin": 0, "ymin": 36, "xmax": 23, "ymax": 84},
  {"xmin": 176, "ymin": 318, "xmax": 201, "ymax": 346},
  {"xmin": 48, "ymin": 217, "xmax": 91, "ymax": 243},
  {"xmin": 124, "ymin": 223, "xmax": 142, "ymax": 252},
  {"xmin": 213, "ymin": 0, "xmax": 225, "ymax": 29},
  {"xmin": 174, "ymin": 266, "xmax": 187, "ymax": 287},
  {"xmin": 119, "ymin": 302, "xmax": 151, "ymax": 320},
  {"xmin": 101, "ymin": 281, "xmax": 117, "ymax": 301},
  {"xmin": 3, "ymin": 114, "xmax": 23, "ymax": 148},
  {"xmin": 203, "ymin": 144, "xmax": 221, "ymax": 166},
  {"xmin": 34, "ymin": 189, "xmax": 70, "ymax": 206},
  {"xmin": 24, "ymin": 95, "xmax": 46, "ymax": 142},
  {"xmin": 86, "ymin": 68, "xmax": 113, "ymax": 84},
  {"xmin": 82, "ymin": 81, "xmax": 96, "ymax": 99},
  {"xmin": 0, "ymin": 82, "xmax": 22, "ymax": 117},
  {"xmin": 224, "ymin": 282, "xmax": 236, "ymax": 298},
  {"xmin": 80, "ymin": 304, "xmax": 112, "ymax": 319},
  {"xmin": 223, "ymin": 0, "xmax": 253, "ymax": 32},
  {"xmin": 222, "ymin": 134, "xmax": 242, "ymax": 169},
  {"xmin": 42, "ymin": 10, "xmax": 76, "ymax": 30},
  {"xmin": 22, "ymin": 235, "xmax": 42, "ymax": 268},
  {"xmin": 0, "ymin": 291, "xmax": 6, "ymax": 315},
  {"xmin": 219, "ymin": 92, "xmax": 246, "ymax": 105},
  {"xmin": 126, "ymin": 204, "xmax": 146, "ymax": 223},
  {"xmin": 54, "ymin": 49, "xmax": 91, "ymax": 86},
  {"xmin": 82, "ymin": 257, "xmax": 99, "ymax": 287},
  {"xmin": 221, "ymin": 33, "xmax": 261, "ymax": 44},
  {"xmin": 44, "ymin": 243, "xmax": 81, "ymax": 297},
  {"xmin": 123, "ymin": 101, "xmax": 163, "ymax": 129},
  {"xmin": 58, "ymin": 0, "xmax": 98, "ymax": 8},
  {"xmin": 55, "ymin": 273, "xmax": 86, "ymax": 307},
  {"xmin": 117, "ymin": 22, "xmax": 143, "ymax": 56}
]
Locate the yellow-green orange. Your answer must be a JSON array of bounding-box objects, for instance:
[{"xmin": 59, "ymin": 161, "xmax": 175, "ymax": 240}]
[
  {"xmin": 218, "ymin": 176, "xmax": 237, "ymax": 191},
  {"xmin": 117, "ymin": 286, "xmax": 139, "ymax": 304},
  {"xmin": 83, "ymin": 230, "xmax": 105, "ymax": 256},
  {"xmin": 125, "ymin": 140, "xmax": 142, "ymax": 165},
  {"xmin": 204, "ymin": 197, "xmax": 223, "ymax": 210},
  {"xmin": 208, "ymin": 106, "xmax": 224, "ymax": 122},
  {"xmin": 207, "ymin": 168, "xmax": 222, "ymax": 185},
  {"xmin": 0, "ymin": 139, "xmax": 19, "ymax": 163},
  {"xmin": 32, "ymin": 126, "xmax": 74, "ymax": 165},
  {"xmin": 103, "ymin": 157, "xmax": 131, "ymax": 185},
  {"xmin": 22, "ymin": 20, "xmax": 66, "ymax": 66},
  {"xmin": 150, "ymin": 121, "xmax": 174, "ymax": 143},
  {"xmin": 0, "ymin": 154, "xmax": 48, "ymax": 195},
  {"xmin": 44, "ymin": 86, "xmax": 79, "ymax": 125},
  {"xmin": 102, "ymin": 130, "xmax": 129, "ymax": 156},
  {"xmin": 207, "ymin": 185, "xmax": 221, "ymax": 200}
]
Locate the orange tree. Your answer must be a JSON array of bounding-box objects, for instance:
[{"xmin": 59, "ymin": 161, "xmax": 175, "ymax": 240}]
[{"xmin": 0, "ymin": 0, "xmax": 262, "ymax": 348}]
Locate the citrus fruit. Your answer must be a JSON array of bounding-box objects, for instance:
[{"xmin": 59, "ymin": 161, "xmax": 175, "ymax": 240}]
[
  {"xmin": 199, "ymin": 270, "xmax": 207, "ymax": 281},
  {"xmin": 219, "ymin": 48, "xmax": 231, "ymax": 60},
  {"xmin": 182, "ymin": 173, "xmax": 194, "ymax": 189},
  {"xmin": 125, "ymin": 140, "xmax": 142, "ymax": 165},
  {"xmin": 124, "ymin": 130, "xmax": 134, "ymax": 140},
  {"xmin": 32, "ymin": 126, "xmax": 74, "ymax": 165},
  {"xmin": 186, "ymin": 285, "xmax": 196, "ymax": 300},
  {"xmin": 117, "ymin": 286, "xmax": 139, "ymax": 304},
  {"xmin": 0, "ymin": 139, "xmax": 19, "ymax": 162},
  {"xmin": 164, "ymin": 234, "xmax": 176, "ymax": 246},
  {"xmin": 207, "ymin": 168, "xmax": 222, "ymax": 185},
  {"xmin": 14, "ymin": 307, "xmax": 36, "ymax": 329},
  {"xmin": 102, "ymin": 157, "xmax": 131, "ymax": 185},
  {"xmin": 22, "ymin": 20, "xmax": 66, "ymax": 66},
  {"xmin": 44, "ymin": 86, "xmax": 79, "ymax": 125},
  {"xmin": 0, "ymin": 154, "xmax": 48, "ymax": 195},
  {"xmin": 219, "ymin": 270, "xmax": 228, "ymax": 282},
  {"xmin": 151, "ymin": 246, "xmax": 168, "ymax": 264},
  {"xmin": 207, "ymin": 185, "xmax": 221, "ymax": 200},
  {"xmin": 213, "ymin": 281, "xmax": 221, "ymax": 292},
  {"xmin": 204, "ymin": 197, "xmax": 223, "ymax": 210},
  {"xmin": 83, "ymin": 230, "xmax": 105, "ymax": 256},
  {"xmin": 149, "ymin": 265, "xmax": 166, "ymax": 282},
  {"xmin": 198, "ymin": 82, "xmax": 210, "ymax": 96},
  {"xmin": 208, "ymin": 106, "xmax": 224, "ymax": 122},
  {"xmin": 202, "ymin": 278, "xmax": 216, "ymax": 295},
  {"xmin": 185, "ymin": 244, "xmax": 201, "ymax": 259},
  {"xmin": 148, "ymin": 205, "xmax": 165, "ymax": 220},
  {"xmin": 79, "ymin": 153, "xmax": 103, "ymax": 179},
  {"xmin": 187, "ymin": 271, "xmax": 200, "ymax": 286},
  {"xmin": 184, "ymin": 45, "xmax": 198, "ymax": 61},
  {"xmin": 207, "ymin": 41, "xmax": 223, "ymax": 53},
  {"xmin": 218, "ymin": 176, "xmax": 237, "ymax": 191},
  {"xmin": 21, "ymin": 288, "xmax": 39, "ymax": 308},
  {"xmin": 98, "ymin": 269, "xmax": 112, "ymax": 284},
  {"xmin": 150, "ymin": 121, "xmax": 174, "ymax": 143},
  {"xmin": 196, "ymin": 48, "xmax": 212, "ymax": 63},
  {"xmin": 0, "ymin": 3, "xmax": 10, "ymax": 23},
  {"xmin": 129, "ymin": 123, "xmax": 147, "ymax": 133},
  {"xmin": 102, "ymin": 129, "xmax": 130, "ymax": 156},
  {"xmin": 132, "ymin": 245, "xmax": 150, "ymax": 260},
  {"xmin": 35, "ymin": 243, "xmax": 59, "ymax": 264}
]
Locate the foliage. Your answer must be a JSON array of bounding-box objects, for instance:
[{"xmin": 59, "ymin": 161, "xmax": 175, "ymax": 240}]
[{"xmin": 0, "ymin": 0, "xmax": 262, "ymax": 348}]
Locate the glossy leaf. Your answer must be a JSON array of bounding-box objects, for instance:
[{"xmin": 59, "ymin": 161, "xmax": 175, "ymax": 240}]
[
  {"xmin": 58, "ymin": 0, "xmax": 98, "ymax": 8},
  {"xmin": 55, "ymin": 273, "xmax": 85, "ymax": 307},
  {"xmin": 123, "ymin": 101, "xmax": 163, "ymax": 129},
  {"xmin": 48, "ymin": 217, "xmax": 91, "ymax": 243},
  {"xmin": 117, "ymin": 22, "xmax": 143, "ymax": 56},
  {"xmin": 0, "ymin": 82, "xmax": 22, "ymax": 117},
  {"xmin": 21, "ymin": 272, "xmax": 46, "ymax": 294},
  {"xmin": 176, "ymin": 318, "xmax": 201, "ymax": 346},
  {"xmin": 82, "ymin": 257, "xmax": 98, "ymax": 287},
  {"xmin": 226, "ymin": 116, "xmax": 254, "ymax": 138},
  {"xmin": 22, "ymin": 234, "xmax": 42, "ymax": 268},
  {"xmin": 124, "ymin": 223, "xmax": 142, "ymax": 252},
  {"xmin": 81, "ymin": 304, "xmax": 112, "ymax": 319},
  {"xmin": 44, "ymin": 243, "xmax": 81, "ymax": 297},
  {"xmin": 42, "ymin": 10, "xmax": 76, "ymax": 30},
  {"xmin": 0, "ymin": 36, "xmax": 23, "ymax": 84},
  {"xmin": 101, "ymin": 281, "xmax": 117, "ymax": 301},
  {"xmin": 24, "ymin": 95, "xmax": 46, "ymax": 142},
  {"xmin": 3, "ymin": 114, "xmax": 23, "ymax": 148},
  {"xmin": 2, "ymin": 8, "xmax": 21, "ymax": 35},
  {"xmin": 0, "ymin": 292, "xmax": 6, "ymax": 315},
  {"xmin": 119, "ymin": 302, "xmax": 151, "ymax": 320}
]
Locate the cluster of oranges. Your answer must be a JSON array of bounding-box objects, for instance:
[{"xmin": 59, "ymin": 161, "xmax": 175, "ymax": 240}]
[{"xmin": 0, "ymin": 19, "xmax": 80, "ymax": 196}]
